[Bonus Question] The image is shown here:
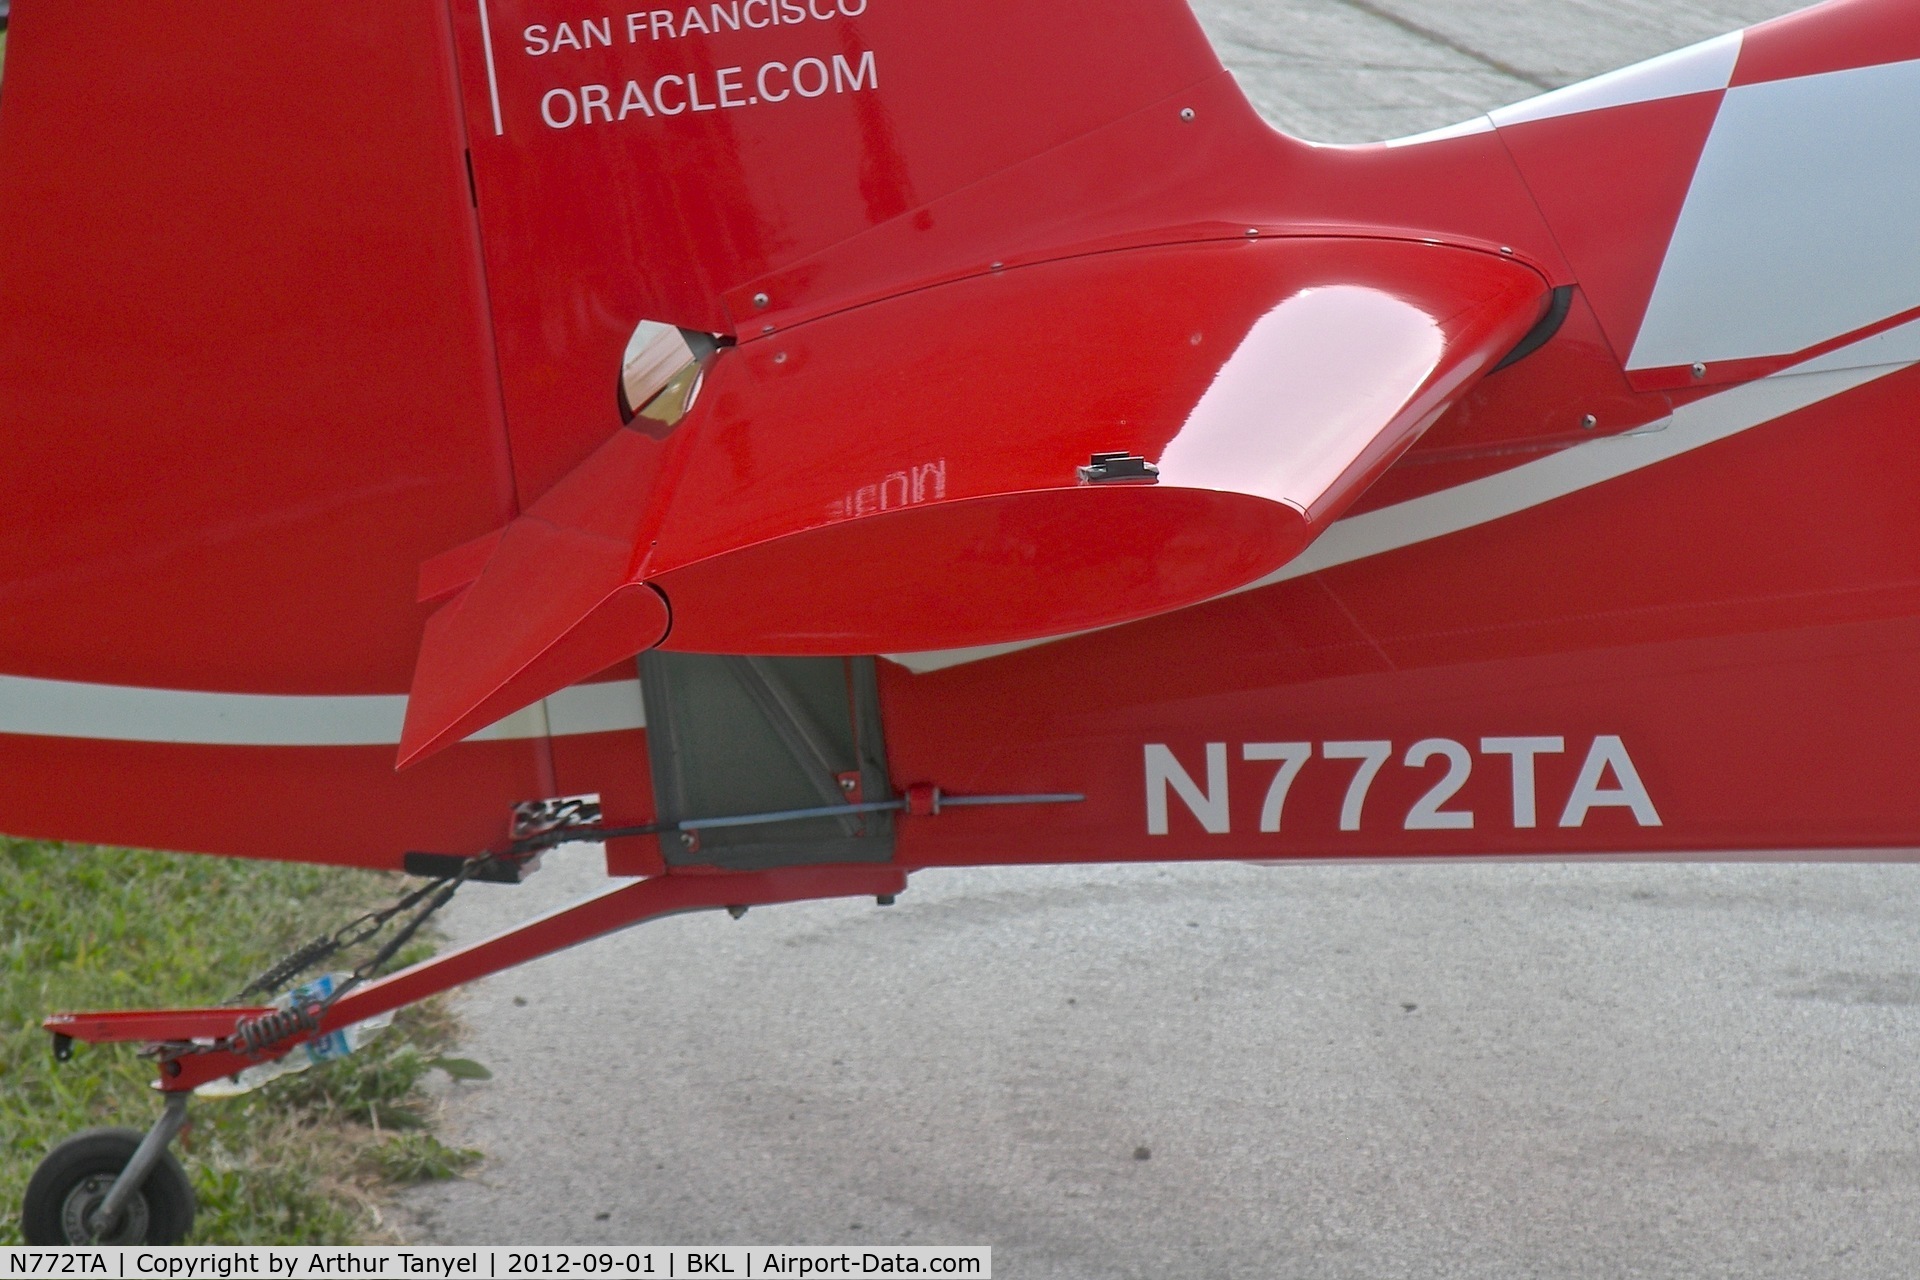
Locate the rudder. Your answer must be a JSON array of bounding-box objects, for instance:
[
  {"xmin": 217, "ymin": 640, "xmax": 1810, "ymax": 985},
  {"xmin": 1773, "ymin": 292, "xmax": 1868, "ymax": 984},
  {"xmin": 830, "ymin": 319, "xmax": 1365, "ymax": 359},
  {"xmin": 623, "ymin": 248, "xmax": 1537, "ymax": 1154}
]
[
  {"xmin": 452, "ymin": 0, "xmax": 1251, "ymax": 501},
  {"xmin": 456, "ymin": 0, "xmax": 1227, "ymax": 332}
]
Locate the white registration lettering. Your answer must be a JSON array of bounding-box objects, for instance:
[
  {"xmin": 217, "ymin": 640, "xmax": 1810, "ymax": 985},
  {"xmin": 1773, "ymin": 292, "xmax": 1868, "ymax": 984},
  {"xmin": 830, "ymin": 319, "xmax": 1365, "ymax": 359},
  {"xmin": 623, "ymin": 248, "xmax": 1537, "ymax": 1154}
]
[
  {"xmin": 619, "ymin": 80, "xmax": 656, "ymax": 119},
  {"xmin": 1145, "ymin": 744, "xmax": 1230, "ymax": 836},
  {"xmin": 626, "ymin": 1, "xmax": 868, "ymax": 41},
  {"xmin": 1323, "ymin": 741, "xmax": 1393, "ymax": 832},
  {"xmin": 654, "ymin": 74, "xmax": 688, "ymax": 114},
  {"xmin": 580, "ymin": 83, "xmax": 614, "ymax": 123},
  {"xmin": 1403, "ymin": 738, "xmax": 1474, "ymax": 830},
  {"xmin": 1559, "ymin": 735, "xmax": 1662, "ymax": 827},
  {"xmin": 1243, "ymin": 743, "xmax": 1312, "ymax": 833},
  {"xmin": 758, "ymin": 61, "xmax": 791, "ymax": 102},
  {"xmin": 1480, "ymin": 737, "xmax": 1565, "ymax": 828},
  {"xmin": 1138, "ymin": 734, "xmax": 1660, "ymax": 836},
  {"xmin": 791, "ymin": 56, "xmax": 830, "ymax": 98}
]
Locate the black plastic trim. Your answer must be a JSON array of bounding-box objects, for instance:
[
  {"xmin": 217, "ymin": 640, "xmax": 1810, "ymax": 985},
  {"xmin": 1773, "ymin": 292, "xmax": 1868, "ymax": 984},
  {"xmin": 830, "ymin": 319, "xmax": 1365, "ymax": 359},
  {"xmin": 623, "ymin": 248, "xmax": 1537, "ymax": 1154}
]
[
  {"xmin": 403, "ymin": 851, "xmax": 541, "ymax": 883},
  {"xmin": 1492, "ymin": 285, "xmax": 1575, "ymax": 373}
]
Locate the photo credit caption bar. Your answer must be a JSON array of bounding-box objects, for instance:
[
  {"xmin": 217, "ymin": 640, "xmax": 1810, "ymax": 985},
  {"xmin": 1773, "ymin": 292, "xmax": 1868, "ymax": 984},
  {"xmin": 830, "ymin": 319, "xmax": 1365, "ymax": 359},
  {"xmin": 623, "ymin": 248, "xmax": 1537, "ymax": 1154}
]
[{"xmin": 0, "ymin": 1248, "xmax": 990, "ymax": 1279}]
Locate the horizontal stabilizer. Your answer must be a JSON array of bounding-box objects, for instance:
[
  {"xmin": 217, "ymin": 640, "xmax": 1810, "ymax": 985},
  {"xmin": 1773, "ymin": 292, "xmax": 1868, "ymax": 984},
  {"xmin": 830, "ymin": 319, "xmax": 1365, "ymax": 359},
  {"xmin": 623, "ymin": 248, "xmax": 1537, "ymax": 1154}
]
[
  {"xmin": 398, "ymin": 469, "xmax": 671, "ymax": 764},
  {"xmin": 401, "ymin": 236, "xmax": 1545, "ymax": 766}
]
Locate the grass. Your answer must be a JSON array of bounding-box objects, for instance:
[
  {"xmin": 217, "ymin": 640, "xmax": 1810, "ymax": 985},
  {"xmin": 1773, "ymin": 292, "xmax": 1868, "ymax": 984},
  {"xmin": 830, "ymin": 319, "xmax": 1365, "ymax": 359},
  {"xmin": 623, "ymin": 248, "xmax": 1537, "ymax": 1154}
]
[{"xmin": 1, "ymin": 838, "xmax": 484, "ymax": 1244}]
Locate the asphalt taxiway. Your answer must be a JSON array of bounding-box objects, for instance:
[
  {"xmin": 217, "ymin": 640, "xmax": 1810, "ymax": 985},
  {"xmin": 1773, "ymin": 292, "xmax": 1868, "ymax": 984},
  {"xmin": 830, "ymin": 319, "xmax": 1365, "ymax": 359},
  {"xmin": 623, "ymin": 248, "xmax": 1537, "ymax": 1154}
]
[{"xmin": 405, "ymin": 4, "xmax": 1920, "ymax": 1276}]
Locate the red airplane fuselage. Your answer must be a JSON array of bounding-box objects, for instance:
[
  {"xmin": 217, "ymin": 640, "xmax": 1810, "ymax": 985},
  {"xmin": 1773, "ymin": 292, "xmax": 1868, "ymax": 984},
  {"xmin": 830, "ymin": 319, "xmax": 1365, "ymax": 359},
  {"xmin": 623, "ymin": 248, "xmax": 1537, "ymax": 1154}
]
[{"xmin": 0, "ymin": 0, "xmax": 1915, "ymax": 874}]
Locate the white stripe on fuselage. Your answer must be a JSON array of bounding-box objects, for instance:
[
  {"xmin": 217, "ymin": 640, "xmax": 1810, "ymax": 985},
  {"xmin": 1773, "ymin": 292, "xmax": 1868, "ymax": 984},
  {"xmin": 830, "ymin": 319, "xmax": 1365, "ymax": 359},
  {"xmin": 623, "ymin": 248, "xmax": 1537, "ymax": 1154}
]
[
  {"xmin": 1488, "ymin": 29, "xmax": 1742, "ymax": 128},
  {"xmin": 891, "ymin": 324, "xmax": 1920, "ymax": 674},
  {"xmin": 6, "ymin": 334, "xmax": 1910, "ymax": 729},
  {"xmin": 0, "ymin": 675, "xmax": 645, "ymax": 747},
  {"xmin": 1384, "ymin": 31, "xmax": 1740, "ymax": 149},
  {"xmin": 1629, "ymin": 56, "xmax": 1920, "ymax": 371}
]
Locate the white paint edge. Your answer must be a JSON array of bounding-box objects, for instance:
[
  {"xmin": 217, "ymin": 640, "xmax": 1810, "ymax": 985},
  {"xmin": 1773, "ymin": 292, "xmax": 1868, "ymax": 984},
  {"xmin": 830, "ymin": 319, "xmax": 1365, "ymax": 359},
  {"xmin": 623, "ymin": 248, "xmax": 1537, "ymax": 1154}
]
[
  {"xmin": 1789, "ymin": 315, "xmax": 1920, "ymax": 376},
  {"xmin": 12, "ymin": 342, "xmax": 1907, "ymax": 735},
  {"xmin": 0, "ymin": 677, "xmax": 645, "ymax": 747},
  {"xmin": 1256, "ymin": 359, "xmax": 1881, "ymax": 584},
  {"xmin": 1489, "ymin": 30, "xmax": 1742, "ymax": 127},
  {"xmin": 1382, "ymin": 115, "xmax": 1495, "ymax": 149},
  {"xmin": 546, "ymin": 678, "xmax": 649, "ymax": 738},
  {"xmin": 889, "ymin": 340, "xmax": 1910, "ymax": 675},
  {"xmin": 1623, "ymin": 57, "xmax": 1920, "ymax": 372}
]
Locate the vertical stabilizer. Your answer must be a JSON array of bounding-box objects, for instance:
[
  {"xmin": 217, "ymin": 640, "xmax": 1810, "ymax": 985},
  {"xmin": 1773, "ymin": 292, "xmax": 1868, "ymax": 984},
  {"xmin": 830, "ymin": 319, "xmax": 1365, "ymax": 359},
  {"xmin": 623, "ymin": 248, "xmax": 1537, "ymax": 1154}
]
[{"xmin": 448, "ymin": 0, "xmax": 1255, "ymax": 499}]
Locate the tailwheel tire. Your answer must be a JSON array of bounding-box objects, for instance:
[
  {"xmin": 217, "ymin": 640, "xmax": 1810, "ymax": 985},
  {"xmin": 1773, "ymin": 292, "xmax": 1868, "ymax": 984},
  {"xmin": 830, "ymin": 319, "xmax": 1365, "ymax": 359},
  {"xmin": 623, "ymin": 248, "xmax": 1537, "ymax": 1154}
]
[{"xmin": 21, "ymin": 1129, "xmax": 195, "ymax": 1245}]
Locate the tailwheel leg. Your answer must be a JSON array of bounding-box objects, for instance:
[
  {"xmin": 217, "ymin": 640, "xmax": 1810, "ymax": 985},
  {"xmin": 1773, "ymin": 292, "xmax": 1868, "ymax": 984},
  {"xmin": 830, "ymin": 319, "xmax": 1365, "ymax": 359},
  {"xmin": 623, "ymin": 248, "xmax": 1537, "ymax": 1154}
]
[
  {"xmin": 34, "ymin": 863, "xmax": 907, "ymax": 1237},
  {"xmin": 22, "ymin": 1094, "xmax": 195, "ymax": 1245}
]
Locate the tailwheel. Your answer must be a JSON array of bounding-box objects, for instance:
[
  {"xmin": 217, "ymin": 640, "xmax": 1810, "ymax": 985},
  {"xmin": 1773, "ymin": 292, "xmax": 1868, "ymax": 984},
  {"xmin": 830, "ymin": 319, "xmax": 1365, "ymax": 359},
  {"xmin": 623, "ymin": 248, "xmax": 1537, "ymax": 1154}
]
[{"xmin": 22, "ymin": 1126, "xmax": 196, "ymax": 1245}]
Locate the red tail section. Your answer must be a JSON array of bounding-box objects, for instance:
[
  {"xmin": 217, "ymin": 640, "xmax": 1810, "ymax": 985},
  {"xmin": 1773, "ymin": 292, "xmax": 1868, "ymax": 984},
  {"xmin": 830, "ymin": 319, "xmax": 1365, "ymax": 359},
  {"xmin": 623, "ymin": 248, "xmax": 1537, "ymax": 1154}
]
[
  {"xmin": 399, "ymin": 236, "xmax": 1546, "ymax": 763},
  {"xmin": 459, "ymin": 0, "xmax": 1227, "ymax": 328},
  {"xmin": 22, "ymin": 2, "xmax": 1914, "ymax": 868},
  {"xmin": 401, "ymin": 0, "xmax": 1557, "ymax": 762},
  {"xmin": 453, "ymin": 0, "xmax": 1243, "ymax": 503}
]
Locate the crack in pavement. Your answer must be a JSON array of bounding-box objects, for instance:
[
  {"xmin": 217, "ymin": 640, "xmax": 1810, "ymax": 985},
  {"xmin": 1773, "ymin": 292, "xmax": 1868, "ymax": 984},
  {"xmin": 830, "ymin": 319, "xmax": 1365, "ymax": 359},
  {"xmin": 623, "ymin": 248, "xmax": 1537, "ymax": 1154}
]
[{"xmin": 1332, "ymin": 0, "xmax": 1558, "ymax": 91}]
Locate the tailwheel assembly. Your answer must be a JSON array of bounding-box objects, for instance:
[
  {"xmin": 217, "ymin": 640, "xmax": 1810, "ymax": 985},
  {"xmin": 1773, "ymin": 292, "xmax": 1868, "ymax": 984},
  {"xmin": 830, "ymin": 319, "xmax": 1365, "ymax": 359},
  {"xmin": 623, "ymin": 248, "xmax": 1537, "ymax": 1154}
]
[
  {"xmin": 29, "ymin": 851, "xmax": 916, "ymax": 1246},
  {"xmin": 23, "ymin": 752, "xmax": 1055, "ymax": 1244},
  {"xmin": 22, "ymin": 1099, "xmax": 196, "ymax": 1245}
]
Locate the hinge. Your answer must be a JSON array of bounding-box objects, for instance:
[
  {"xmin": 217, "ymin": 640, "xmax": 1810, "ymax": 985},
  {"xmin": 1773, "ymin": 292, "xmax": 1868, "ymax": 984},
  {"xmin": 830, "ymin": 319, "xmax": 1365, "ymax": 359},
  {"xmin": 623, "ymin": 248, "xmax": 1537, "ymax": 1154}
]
[{"xmin": 1079, "ymin": 452, "xmax": 1159, "ymax": 484}]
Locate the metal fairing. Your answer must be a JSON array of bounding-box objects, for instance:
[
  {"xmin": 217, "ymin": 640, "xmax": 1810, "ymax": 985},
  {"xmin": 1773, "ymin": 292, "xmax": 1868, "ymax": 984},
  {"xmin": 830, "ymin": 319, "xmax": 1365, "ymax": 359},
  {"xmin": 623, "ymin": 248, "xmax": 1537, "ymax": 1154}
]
[
  {"xmin": 0, "ymin": 0, "xmax": 1914, "ymax": 873},
  {"xmin": 640, "ymin": 653, "xmax": 894, "ymax": 870}
]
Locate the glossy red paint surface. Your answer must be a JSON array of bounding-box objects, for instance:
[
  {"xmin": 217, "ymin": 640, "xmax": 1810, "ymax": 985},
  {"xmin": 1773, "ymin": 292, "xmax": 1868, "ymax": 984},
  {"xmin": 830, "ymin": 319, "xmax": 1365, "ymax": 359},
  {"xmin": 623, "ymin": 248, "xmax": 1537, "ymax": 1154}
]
[
  {"xmin": 1495, "ymin": 94, "xmax": 1724, "ymax": 367},
  {"xmin": 650, "ymin": 241, "xmax": 1542, "ymax": 648},
  {"xmin": 401, "ymin": 236, "xmax": 1545, "ymax": 758},
  {"xmin": 0, "ymin": 4, "xmax": 511, "ymax": 695},
  {"xmin": 0, "ymin": 0, "xmax": 1916, "ymax": 878},
  {"xmin": 713, "ymin": 76, "xmax": 1572, "ymax": 338},
  {"xmin": 880, "ymin": 364, "xmax": 1920, "ymax": 863},
  {"xmin": 45, "ymin": 1009, "xmax": 269, "ymax": 1047},
  {"xmin": 449, "ymin": 0, "xmax": 1576, "ymax": 510},
  {"xmin": 0, "ymin": 1, "xmax": 584, "ymax": 866},
  {"xmin": 1357, "ymin": 292, "xmax": 1673, "ymax": 514},
  {"xmin": 1734, "ymin": 0, "xmax": 1920, "ymax": 85},
  {"xmin": 451, "ymin": 0, "xmax": 1226, "ymax": 506},
  {"xmin": 403, "ymin": 528, "xmax": 668, "ymax": 764},
  {"xmin": 0, "ymin": 736, "xmax": 547, "ymax": 865}
]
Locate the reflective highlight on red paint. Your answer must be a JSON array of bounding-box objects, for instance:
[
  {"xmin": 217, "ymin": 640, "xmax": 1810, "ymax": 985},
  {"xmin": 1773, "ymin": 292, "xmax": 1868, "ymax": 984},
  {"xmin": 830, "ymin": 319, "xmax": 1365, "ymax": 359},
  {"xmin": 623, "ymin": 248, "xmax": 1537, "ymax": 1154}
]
[
  {"xmin": 398, "ymin": 238, "xmax": 1544, "ymax": 759},
  {"xmin": 1157, "ymin": 283, "xmax": 1447, "ymax": 509},
  {"xmin": 0, "ymin": 0, "xmax": 1917, "ymax": 873}
]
